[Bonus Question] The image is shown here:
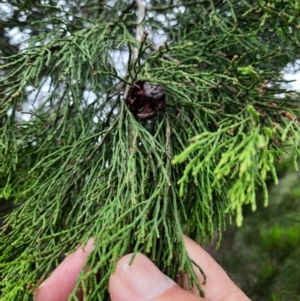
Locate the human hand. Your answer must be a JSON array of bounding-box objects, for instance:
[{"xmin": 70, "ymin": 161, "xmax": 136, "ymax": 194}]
[{"xmin": 34, "ymin": 236, "xmax": 251, "ymax": 301}]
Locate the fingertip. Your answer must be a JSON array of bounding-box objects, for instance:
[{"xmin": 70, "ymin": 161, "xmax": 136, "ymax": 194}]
[
  {"xmin": 83, "ymin": 237, "xmax": 96, "ymax": 253},
  {"xmin": 109, "ymin": 253, "xmax": 206, "ymax": 301},
  {"xmin": 109, "ymin": 253, "xmax": 177, "ymax": 301},
  {"xmin": 183, "ymin": 235, "xmax": 251, "ymax": 301},
  {"xmin": 34, "ymin": 237, "xmax": 95, "ymax": 301}
]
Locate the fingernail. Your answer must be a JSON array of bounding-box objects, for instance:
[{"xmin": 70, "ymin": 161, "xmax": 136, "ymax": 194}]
[
  {"xmin": 119, "ymin": 254, "xmax": 176, "ymax": 299},
  {"xmin": 33, "ymin": 280, "xmax": 47, "ymax": 301},
  {"xmin": 82, "ymin": 237, "xmax": 95, "ymax": 253}
]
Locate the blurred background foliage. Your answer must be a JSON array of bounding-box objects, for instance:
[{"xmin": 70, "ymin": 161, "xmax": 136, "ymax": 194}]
[{"xmin": 207, "ymin": 156, "xmax": 300, "ymax": 301}]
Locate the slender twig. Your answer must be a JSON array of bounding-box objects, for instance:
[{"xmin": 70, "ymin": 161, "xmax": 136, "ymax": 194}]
[
  {"xmin": 132, "ymin": 0, "xmax": 145, "ymax": 65},
  {"xmin": 128, "ymin": 0, "xmax": 146, "ymax": 163},
  {"xmin": 119, "ymin": 0, "xmax": 136, "ymax": 21}
]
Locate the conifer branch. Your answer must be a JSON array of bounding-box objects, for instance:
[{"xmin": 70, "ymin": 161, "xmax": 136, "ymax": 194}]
[{"xmin": 0, "ymin": 1, "xmax": 300, "ymax": 300}]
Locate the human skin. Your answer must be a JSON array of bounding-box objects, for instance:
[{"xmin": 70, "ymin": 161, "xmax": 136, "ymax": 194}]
[{"xmin": 34, "ymin": 236, "xmax": 251, "ymax": 301}]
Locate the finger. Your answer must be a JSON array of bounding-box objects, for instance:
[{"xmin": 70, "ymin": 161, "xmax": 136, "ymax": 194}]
[
  {"xmin": 34, "ymin": 237, "xmax": 95, "ymax": 301},
  {"xmin": 182, "ymin": 236, "xmax": 250, "ymax": 301},
  {"xmin": 109, "ymin": 253, "xmax": 210, "ymax": 301}
]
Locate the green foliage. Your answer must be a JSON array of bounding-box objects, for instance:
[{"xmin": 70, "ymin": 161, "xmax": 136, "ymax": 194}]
[
  {"xmin": 0, "ymin": 0, "xmax": 300, "ymax": 300},
  {"xmin": 172, "ymin": 105, "xmax": 300, "ymax": 226},
  {"xmin": 211, "ymin": 166, "xmax": 300, "ymax": 301},
  {"xmin": 261, "ymin": 224, "xmax": 300, "ymax": 252}
]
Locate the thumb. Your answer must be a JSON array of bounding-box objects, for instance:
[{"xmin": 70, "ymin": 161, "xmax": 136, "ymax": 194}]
[{"xmin": 109, "ymin": 253, "xmax": 207, "ymax": 301}]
